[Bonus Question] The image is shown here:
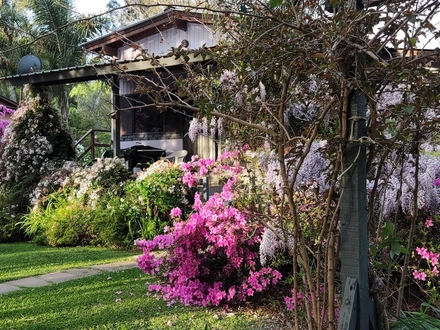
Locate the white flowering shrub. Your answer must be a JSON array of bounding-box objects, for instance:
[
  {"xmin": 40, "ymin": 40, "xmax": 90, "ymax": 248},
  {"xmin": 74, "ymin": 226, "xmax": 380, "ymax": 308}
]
[
  {"xmin": 0, "ymin": 90, "xmax": 75, "ymax": 242},
  {"xmin": 22, "ymin": 157, "xmax": 132, "ymax": 247}
]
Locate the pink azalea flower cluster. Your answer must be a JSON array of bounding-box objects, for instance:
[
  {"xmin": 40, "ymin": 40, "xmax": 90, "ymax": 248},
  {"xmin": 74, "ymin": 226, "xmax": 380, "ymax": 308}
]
[
  {"xmin": 169, "ymin": 207, "xmax": 182, "ymax": 218},
  {"xmin": 180, "ymin": 151, "xmax": 243, "ymax": 189},
  {"xmin": 413, "ymin": 246, "xmax": 440, "ymax": 280},
  {"xmin": 137, "ymin": 152, "xmax": 282, "ymax": 306},
  {"xmin": 284, "ymin": 288, "xmax": 304, "ymax": 311},
  {"xmin": 181, "ymin": 155, "xmax": 216, "ymax": 187}
]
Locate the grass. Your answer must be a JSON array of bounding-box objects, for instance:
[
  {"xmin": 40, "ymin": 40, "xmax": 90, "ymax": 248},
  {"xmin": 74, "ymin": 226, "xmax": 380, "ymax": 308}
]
[
  {"xmin": 0, "ymin": 268, "xmax": 278, "ymax": 330},
  {"xmin": 0, "ymin": 242, "xmax": 139, "ymax": 283}
]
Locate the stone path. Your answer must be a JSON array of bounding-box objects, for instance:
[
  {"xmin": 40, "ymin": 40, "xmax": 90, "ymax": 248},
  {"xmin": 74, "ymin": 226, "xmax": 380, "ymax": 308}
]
[{"xmin": 0, "ymin": 260, "xmax": 138, "ymax": 295}]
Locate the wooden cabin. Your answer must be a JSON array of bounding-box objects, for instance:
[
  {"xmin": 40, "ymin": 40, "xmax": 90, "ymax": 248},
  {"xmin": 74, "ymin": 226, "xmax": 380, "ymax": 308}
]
[{"xmin": 0, "ymin": 9, "xmax": 220, "ymax": 165}]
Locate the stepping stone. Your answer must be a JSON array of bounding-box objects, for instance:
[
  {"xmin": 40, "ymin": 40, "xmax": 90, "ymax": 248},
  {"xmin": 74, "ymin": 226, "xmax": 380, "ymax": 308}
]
[
  {"xmin": 38, "ymin": 272, "xmax": 77, "ymax": 284},
  {"xmin": 0, "ymin": 283, "xmax": 21, "ymax": 294},
  {"xmin": 7, "ymin": 277, "xmax": 50, "ymax": 288},
  {"xmin": 91, "ymin": 261, "xmax": 138, "ymax": 272}
]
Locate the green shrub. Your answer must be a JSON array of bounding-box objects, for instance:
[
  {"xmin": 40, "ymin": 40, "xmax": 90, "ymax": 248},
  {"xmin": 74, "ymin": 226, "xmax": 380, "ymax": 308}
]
[
  {"xmin": 22, "ymin": 159, "xmax": 196, "ymax": 247},
  {"xmin": 90, "ymin": 194, "xmax": 135, "ymax": 247},
  {"xmin": 22, "ymin": 158, "xmax": 131, "ymax": 247},
  {"xmin": 124, "ymin": 160, "xmax": 195, "ymax": 240},
  {"xmin": 22, "ymin": 192, "xmax": 94, "ymax": 246}
]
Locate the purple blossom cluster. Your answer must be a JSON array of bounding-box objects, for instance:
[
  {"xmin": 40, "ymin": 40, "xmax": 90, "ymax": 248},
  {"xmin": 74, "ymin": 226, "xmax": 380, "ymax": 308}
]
[
  {"xmin": 0, "ymin": 104, "xmax": 14, "ymax": 117},
  {"xmin": 0, "ymin": 105, "xmax": 14, "ymax": 145},
  {"xmin": 260, "ymin": 227, "xmax": 294, "ymax": 266},
  {"xmin": 368, "ymin": 151, "xmax": 440, "ymax": 218},
  {"xmin": 262, "ymin": 141, "xmax": 329, "ymax": 195},
  {"xmin": 187, "ymin": 117, "xmax": 223, "ymax": 142}
]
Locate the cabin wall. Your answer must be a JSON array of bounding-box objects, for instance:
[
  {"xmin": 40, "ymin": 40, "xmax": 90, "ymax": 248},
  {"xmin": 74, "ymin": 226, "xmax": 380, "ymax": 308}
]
[
  {"xmin": 194, "ymin": 135, "xmax": 217, "ymax": 159},
  {"xmin": 115, "ymin": 22, "xmax": 219, "ymax": 159},
  {"xmin": 118, "ymin": 23, "xmax": 218, "ymax": 61}
]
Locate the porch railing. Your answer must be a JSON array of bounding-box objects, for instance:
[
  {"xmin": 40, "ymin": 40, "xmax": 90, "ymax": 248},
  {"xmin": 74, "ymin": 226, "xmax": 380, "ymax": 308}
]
[{"xmin": 74, "ymin": 129, "xmax": 111, "ymax": 161}]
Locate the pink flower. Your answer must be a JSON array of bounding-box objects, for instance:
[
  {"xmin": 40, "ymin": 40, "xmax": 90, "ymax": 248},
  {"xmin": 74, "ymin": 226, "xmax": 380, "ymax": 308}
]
[
  {"xmin": 432, "ymin": 266, "xmax": 439, "ymax": 277},
  {"xmin": 425, "ymin": 217, "xmax": 434, "ymax": 228},
  {"xmin": 434, "ymin": 178, "xmax": 440, "ymax": 187},
  {"xmin": 170, "ymin": 207, "xmax": 182, "ymax": 218},
  {"xmin": 413, "ymin": 270, "xmax": 427, "ymax": 281},
  {"xmin": 416, "ymin": 247, "xmax": 428, "ymax": 258}
]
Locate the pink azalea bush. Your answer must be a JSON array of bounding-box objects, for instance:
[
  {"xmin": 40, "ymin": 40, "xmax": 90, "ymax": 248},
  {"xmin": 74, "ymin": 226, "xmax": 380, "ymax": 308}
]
[{"xmin": 136, "ymin": 151, "xmax": 282, "ymax": 306}]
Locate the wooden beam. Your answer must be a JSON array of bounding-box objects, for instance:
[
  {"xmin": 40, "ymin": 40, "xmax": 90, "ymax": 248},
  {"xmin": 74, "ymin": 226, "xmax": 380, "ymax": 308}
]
[
  {"xmin": 101, "ymin": 45, "xmax": 118, "ymax": 57},
  {"xmin": 0, "ymin": 53, "xmax": 211, "ymax": 87}
]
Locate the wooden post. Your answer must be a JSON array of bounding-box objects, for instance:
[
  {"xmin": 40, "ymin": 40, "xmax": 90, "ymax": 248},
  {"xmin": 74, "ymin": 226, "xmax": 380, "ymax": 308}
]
[
  {"xmin": 336, "ymin": 0, "xmax": 378, "ymax": 327},
  {"xmin": 111, "ymin": 77, "xmax": 121, "ymax": 158},
  {"xmin": 90, "ymin": 131, "xmax": 95, "ymax": 160},
  {"xmin": 338, "ymin": 91, "xmax": 376, "ymax": 330}
]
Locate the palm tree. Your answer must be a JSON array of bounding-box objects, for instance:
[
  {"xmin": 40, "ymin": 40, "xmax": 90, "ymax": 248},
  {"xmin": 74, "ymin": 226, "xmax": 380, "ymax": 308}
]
[
  {"xmin": 27, "ymin": 0, "xmax": 102, "ymax": 120},
  {"xmin": 0, "ymin": 1, "xmax": 34, "ymax": 101}
]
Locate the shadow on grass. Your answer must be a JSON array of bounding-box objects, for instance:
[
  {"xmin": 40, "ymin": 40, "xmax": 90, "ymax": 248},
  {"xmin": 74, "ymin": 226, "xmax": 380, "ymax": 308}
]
[
  {"xmin": 0, "ymin": 243, "xmax": 139, "ymax": 283},
  {"xmin": 0, "ymin": 268, "xmax": 264, "ymax": 330}
]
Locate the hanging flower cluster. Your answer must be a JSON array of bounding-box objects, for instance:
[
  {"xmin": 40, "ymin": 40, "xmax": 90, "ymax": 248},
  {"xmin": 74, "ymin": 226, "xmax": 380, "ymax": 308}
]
[
  {"xmin": 187, "ymin": 117, "xmax": 223, "ymax": 142},
  {"xmin": 367, "ymin": 151, "xmax": 440, "ymax": 219}
]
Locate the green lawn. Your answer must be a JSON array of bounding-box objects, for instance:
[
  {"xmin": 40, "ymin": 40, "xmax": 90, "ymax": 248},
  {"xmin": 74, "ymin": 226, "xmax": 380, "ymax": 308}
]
[
  {"xmin": 0, "ymin": 242, "xmax": 139, "ymax": 283},
  {"xmin": 0, "ymin": 268, "xmax": 277, "ymax": 330}
]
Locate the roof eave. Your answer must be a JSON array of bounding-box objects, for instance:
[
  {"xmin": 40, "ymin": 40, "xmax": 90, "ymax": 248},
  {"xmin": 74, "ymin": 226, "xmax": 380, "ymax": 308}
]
[{"xmin": 0, "ymin": 54, "xmax": 211, "ymax": 87}]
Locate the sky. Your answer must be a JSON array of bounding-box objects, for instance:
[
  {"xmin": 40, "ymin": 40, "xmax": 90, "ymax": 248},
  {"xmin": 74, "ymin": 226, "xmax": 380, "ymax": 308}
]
[{"xmin": 74, "ymin": 0, "xmax": 121, "ymax": 15}]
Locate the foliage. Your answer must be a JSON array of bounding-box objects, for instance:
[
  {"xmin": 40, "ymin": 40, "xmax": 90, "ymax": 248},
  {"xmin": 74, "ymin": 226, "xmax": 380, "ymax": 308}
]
[
  {"xmin": 22, "ymin": 158, "xmax": 198, "ymax": 248},
  {"xmin": 124, "ymin": 160, "xmax": 196, "ymax": 240},
  {"xmin": 25, "ymin": 0, "xmax": 105, "ymax": 119},
  {"xmin": 68, "ymin": 81, "xmax": 111, "ymax": 140},
  {"xmin": 22, "ymin": 193, "xmax": 95, "ymax": 246},
  {"xmin": 22, "ymin": 157, "xmax": 132, "ymax": 247},
  {"xmin": 391, "ymin": 303, "xmax": 440, "ymax": 330}
]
